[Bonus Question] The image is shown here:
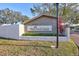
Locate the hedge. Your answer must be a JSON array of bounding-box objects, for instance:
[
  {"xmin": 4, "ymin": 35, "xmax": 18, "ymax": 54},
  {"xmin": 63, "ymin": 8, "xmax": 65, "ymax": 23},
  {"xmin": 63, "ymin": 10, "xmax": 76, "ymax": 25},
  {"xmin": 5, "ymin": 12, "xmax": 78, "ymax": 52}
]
[{"xmin": 22, "ymin": 32, "xmax": 66, "ymax": 36}]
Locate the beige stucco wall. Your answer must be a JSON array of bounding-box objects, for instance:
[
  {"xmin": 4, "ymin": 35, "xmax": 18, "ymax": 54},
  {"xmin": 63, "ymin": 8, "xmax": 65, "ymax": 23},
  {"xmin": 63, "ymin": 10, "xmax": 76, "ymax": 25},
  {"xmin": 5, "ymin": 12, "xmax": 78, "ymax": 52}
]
[
  {"xmin": 19, "ymin": 24, "xmax": 25, "ymax": 36},
  {"xmin": 24, "ymin": 16, "xmax": 57, "ymax": 34}
]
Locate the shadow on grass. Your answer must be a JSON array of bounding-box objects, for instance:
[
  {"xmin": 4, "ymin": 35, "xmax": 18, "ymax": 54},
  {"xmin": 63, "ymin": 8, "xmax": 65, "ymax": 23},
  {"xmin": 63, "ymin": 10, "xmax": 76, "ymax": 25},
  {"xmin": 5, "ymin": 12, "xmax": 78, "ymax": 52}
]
[
  {"xmin": 0, "ymin": 37, "xmax": 17, "ymax": 40},
  {"xmin": 0, "ymin": 43, "xmax": 52, "ymax": 48},
  {"xmin": 0, "ymin": 37, "xmax": 53, "ymax": 48}
]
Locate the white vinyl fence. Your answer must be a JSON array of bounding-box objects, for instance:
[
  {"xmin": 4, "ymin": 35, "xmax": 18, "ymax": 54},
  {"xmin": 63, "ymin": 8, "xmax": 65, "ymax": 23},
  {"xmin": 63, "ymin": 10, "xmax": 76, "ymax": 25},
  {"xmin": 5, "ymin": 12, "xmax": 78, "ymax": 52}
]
[{"xmin": 0, "ymin": 24, "xmax": 24, "ymax": 39}]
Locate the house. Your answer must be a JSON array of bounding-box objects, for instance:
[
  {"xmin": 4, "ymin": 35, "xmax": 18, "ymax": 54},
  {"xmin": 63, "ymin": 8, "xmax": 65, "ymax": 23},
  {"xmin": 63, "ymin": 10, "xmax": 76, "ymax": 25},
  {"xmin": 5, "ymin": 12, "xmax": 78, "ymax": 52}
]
[
  {"xmin": 24, "ymin": 14, "xmax": 65, "ymax": 35},
  {"xmin": 70, "ymin": 24, "xmax": 79, "ymax": 33}
]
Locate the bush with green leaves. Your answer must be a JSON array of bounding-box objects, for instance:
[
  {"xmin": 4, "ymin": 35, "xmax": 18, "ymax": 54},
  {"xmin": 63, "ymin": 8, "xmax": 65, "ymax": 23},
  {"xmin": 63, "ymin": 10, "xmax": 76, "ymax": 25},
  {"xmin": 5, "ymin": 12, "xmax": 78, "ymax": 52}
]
[{"xmin": 22, "ymin": 32, "xmax": 66, "ymax": 36}]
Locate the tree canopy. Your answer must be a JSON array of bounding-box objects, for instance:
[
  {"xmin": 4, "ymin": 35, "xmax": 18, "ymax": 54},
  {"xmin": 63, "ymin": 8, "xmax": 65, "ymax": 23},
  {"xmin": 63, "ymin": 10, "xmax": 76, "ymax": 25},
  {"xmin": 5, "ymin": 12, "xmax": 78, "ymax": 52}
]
[
  {"xmin": 30, "ymin": 3, "xmax": 79, "ymax": 24},
  {"xmin": 0, "ymin": 8, "xmax": 29, "ymax": 24}
]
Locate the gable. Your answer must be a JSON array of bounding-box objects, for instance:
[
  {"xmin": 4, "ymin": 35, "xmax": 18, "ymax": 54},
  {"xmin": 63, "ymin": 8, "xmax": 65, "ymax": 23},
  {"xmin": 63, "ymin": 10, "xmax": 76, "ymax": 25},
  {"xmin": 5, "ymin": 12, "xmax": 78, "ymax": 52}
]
[
  {"xmin": 24, "ymin": 15, "xmax": 57, "ymax": 25},
  {"xmin": 24, "ymin": 15, "xmax": 57, "ymax": 24},
  {"xmin": 25, "ymin": 16, "xmax": 56, "ymax": 25}
]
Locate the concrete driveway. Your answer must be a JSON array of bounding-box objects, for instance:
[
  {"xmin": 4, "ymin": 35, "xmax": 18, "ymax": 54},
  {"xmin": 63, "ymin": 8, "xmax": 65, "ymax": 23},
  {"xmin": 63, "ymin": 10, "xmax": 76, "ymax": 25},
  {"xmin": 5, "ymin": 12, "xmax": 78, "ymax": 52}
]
[
  {"xmin": 71, "ymin": 34, "xmax": 79, "ymax": 46},
  {"xmin": 71, "ymin": 33, "xmax": 79, "ymax": 55}
]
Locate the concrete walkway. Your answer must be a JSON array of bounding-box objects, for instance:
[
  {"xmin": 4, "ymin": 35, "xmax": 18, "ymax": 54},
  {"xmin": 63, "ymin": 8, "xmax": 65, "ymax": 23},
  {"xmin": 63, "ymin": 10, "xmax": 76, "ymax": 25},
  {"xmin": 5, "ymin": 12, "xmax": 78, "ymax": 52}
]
[
  {"xmin": 71, "ymin": 34, "xmax": 79, "ymax": 55},
  {"xmin": 71, "ymin": 34, "xmax": 79, "ymax": 46}
]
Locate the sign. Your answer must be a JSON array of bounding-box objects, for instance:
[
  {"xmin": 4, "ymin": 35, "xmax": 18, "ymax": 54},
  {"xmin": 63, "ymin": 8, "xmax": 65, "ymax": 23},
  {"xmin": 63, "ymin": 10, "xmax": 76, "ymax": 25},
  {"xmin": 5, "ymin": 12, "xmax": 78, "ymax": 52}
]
[{"xmin": 27, "ymin": 25, "xmax": 52, "ymax": 31}]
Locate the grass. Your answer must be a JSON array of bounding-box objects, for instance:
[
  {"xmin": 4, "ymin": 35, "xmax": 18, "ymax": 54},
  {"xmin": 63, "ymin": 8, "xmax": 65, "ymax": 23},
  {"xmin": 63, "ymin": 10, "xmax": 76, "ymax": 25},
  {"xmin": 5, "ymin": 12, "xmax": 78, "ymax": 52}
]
[{"xmin": 0, "ymin": 38, "xmax": 78, "ymax": 56}]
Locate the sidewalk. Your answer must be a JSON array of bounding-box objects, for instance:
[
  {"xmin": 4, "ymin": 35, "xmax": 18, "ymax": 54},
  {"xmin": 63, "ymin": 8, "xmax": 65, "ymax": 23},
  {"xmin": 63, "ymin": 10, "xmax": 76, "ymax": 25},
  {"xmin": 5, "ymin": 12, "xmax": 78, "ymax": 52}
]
[{"xmin": 71, "ymin": 34, "xmax": 79, "ymax": 46}]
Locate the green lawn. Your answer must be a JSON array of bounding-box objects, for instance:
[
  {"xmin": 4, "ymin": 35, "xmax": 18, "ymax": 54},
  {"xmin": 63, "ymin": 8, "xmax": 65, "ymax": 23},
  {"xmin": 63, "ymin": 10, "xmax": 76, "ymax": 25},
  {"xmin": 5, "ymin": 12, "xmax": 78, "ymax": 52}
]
[{"xmin": 0, "ymin": 38, "xmax": 78, "ymax": 56}]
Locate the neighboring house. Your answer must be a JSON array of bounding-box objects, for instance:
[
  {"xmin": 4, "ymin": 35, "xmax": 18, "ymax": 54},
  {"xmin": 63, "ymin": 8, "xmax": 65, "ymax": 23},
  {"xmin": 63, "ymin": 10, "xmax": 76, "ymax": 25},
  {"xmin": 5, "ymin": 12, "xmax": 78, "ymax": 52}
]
[
  {"xmin": 70, "ymin": 24, "xmax": 79, "ymax": 33},
  {"xmin": 24, "ymin": 14, "xmax": 65, "ymax": 35}
]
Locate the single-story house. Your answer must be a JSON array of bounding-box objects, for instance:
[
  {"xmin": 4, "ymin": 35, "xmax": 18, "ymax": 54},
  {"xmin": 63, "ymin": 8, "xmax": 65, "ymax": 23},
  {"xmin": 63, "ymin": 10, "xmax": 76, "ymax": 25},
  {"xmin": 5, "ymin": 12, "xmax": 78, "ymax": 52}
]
[{"xmin": 24, "ymin": 14, "xmax": 66, "ymax": 35}]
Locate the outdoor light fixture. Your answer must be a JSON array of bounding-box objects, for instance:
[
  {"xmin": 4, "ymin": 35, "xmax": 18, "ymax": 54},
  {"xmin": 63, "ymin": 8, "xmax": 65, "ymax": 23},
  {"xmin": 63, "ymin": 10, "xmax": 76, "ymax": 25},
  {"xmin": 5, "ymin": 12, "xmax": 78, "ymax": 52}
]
[{"xmin": 56, "ymin": 3, "xmax": 59, "ymax": 48}]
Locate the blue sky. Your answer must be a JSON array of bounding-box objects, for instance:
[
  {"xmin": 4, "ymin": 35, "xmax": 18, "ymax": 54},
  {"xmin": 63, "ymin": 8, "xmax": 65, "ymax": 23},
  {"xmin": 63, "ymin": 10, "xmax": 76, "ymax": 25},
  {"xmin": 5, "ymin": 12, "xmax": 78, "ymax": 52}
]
[{"xmin": 0, "ymin": 3, "xmax": 34, "ymax": 18}]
